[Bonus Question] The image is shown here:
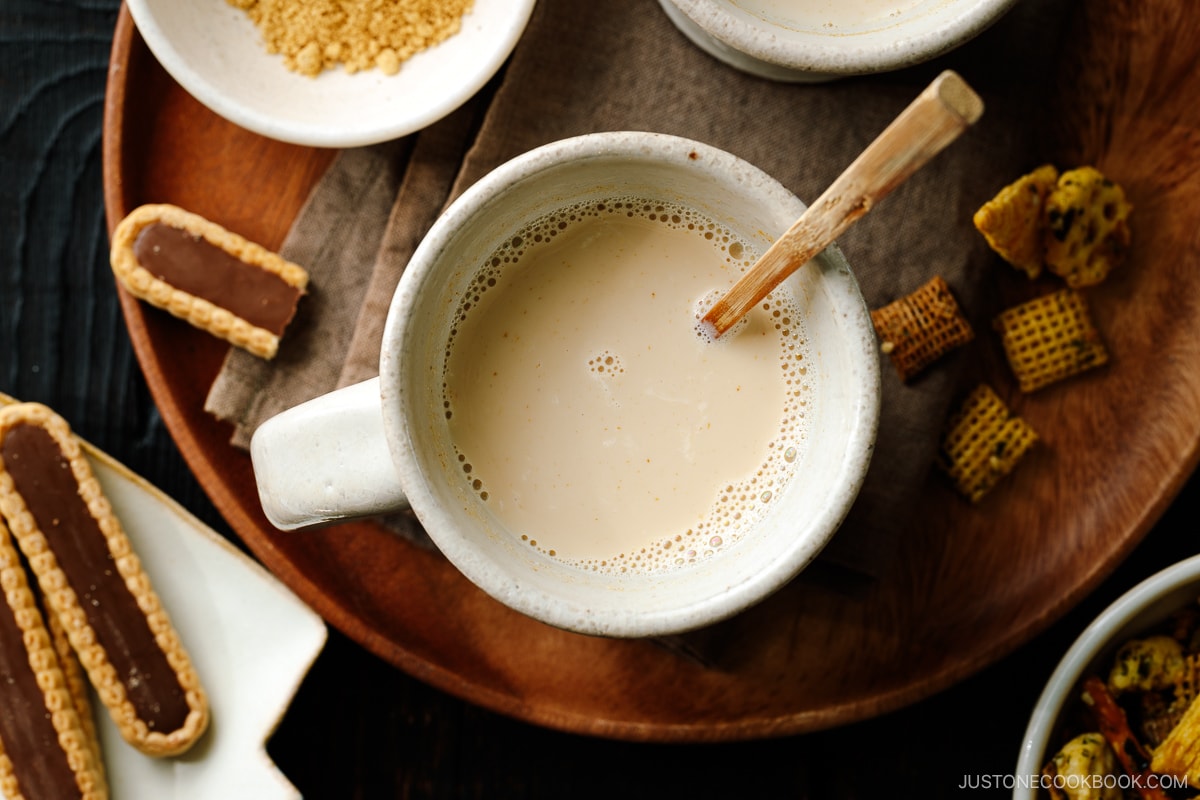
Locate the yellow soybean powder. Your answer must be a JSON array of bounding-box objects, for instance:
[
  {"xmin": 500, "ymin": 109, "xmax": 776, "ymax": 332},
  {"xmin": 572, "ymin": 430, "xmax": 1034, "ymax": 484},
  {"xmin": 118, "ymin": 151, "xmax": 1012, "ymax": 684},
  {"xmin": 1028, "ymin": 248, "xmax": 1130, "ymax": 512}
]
[{"xmin": 229, "ymin": 0, "xmax": 474, "ymax": 77}]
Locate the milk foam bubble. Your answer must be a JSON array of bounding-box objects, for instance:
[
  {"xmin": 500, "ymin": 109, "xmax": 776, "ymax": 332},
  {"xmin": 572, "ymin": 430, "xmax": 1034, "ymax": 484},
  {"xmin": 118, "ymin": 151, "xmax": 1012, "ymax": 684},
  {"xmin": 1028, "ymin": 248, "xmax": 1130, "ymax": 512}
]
[{"xmin": 442, "ymin": 197, "xmax": 812, "ymax": 574}]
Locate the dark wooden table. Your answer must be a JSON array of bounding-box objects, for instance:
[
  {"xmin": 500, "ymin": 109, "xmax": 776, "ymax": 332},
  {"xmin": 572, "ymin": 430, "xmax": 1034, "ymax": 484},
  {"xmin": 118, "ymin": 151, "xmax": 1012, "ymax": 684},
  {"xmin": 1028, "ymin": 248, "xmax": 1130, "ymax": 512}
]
[{"xmin": 4, "ymin": 1, "xmax": 1199, "ymax": 796}]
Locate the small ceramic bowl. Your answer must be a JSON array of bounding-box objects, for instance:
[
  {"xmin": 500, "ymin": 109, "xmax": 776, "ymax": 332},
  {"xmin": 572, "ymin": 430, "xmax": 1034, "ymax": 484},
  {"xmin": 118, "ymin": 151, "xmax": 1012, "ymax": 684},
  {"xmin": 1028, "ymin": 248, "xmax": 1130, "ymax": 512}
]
[
  {"xmin": 125, "ymin": 0, "xmax": 535, "ymax": 147},
  {"xmin": 1015, "ymin": 554, "xmax": 1200, "ymax": 797},
  {"xmin": 658, "ymin": 0, "xmax": 1017, "ymax": 82}
]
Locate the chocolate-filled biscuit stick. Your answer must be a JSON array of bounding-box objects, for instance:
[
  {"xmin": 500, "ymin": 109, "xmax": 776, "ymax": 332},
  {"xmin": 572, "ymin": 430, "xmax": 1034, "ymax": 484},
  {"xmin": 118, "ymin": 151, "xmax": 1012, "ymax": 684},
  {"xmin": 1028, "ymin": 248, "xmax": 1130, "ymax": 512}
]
[
  {"xmin": 46, "ymin": 605, "xmax": 106, "ymax": 786},
  {"xmin": 0, "ymin": 514, "xmax": 107, "ymax": 799},
  {"xmin": 0, "ymin": 403, "xmax": 209, "ymax": 757},
  {"xmin": 110, "ymin": 203, "xmax": 309, "ymax": 360}
]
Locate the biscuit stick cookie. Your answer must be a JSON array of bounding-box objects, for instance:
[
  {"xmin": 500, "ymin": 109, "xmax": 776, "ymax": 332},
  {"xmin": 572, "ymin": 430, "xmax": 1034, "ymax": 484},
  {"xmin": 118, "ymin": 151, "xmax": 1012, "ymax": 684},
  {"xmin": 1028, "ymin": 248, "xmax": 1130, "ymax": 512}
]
[
  {"xmin": 0, "ymin": 403, "xmax": 208, "ymax": 757},
  {"xmin": 0, "ymin": 515, "xmax": 107, "ymax": 800},
  {"xmin": 46, "ymin": 606, "xmax": 105, "ymax": 786},
  {"xmin": 110, "ymin": 203, "xmax": 309, "ymax": 359}
]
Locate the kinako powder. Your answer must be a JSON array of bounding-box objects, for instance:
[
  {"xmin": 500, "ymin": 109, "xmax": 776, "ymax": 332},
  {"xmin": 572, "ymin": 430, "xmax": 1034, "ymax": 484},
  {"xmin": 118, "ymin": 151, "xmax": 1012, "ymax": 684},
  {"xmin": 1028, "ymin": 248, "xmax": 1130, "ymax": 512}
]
[{"xmin": 228, "ymin": 0, "xmax": 474, "ymax": 77}]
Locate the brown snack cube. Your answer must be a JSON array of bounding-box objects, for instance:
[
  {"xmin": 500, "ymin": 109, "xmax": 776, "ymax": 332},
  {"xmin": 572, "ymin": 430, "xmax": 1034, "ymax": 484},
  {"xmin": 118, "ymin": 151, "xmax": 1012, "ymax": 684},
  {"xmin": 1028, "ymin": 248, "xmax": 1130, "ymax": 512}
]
[
  {"xmin": 870, "ymin": 276, "xmax": 975, "ymax": 381},
  {"xmin": 993, "ymin": 288, "xmax": 1108, "ymax": 392},
  {"xmin": 973, "ymin": 163, "xmax": 1059, "ymax": 279},
  {"xmin": 110, "ymin": 204, "xmax": 308, "ymax": 360},
  {"xmin": 1044, "ymin": 166, "xmax": 1132, "ymax": 288},
  {"xmin": 937, "ymin": 384, "xmax": 1038, "ymax": 502},
  {"xmin": 1139, "ymin": 692, "xmax": 1185, "ymax": 750}
]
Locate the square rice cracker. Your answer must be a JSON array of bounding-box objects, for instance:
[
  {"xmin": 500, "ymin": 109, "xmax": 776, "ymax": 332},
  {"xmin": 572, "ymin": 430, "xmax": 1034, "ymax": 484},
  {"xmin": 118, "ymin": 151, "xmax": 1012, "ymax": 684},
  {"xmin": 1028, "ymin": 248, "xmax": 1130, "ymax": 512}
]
[
  {"xmin": 937, "ymin": 384, "xmax": 1038, "ymax": 503},
  {"xmin": 871, "ymin": 275, "xmax": 975, "ymax": 381},
  {"xmin": 993, "ymin": 288, "xmax": 1108, "ymax": 393}
]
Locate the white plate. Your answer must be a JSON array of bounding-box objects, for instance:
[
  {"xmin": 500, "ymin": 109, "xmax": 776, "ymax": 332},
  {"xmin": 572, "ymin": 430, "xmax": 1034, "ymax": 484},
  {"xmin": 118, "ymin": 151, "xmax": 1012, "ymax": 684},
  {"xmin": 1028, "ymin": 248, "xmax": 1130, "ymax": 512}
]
[
  {"xmin": 0, "ymin": 395, "xmax": 327, "ymax": 799},
  {"xmin": 125, "ymin": 0, "xmax": 536, "ymax": 147}
]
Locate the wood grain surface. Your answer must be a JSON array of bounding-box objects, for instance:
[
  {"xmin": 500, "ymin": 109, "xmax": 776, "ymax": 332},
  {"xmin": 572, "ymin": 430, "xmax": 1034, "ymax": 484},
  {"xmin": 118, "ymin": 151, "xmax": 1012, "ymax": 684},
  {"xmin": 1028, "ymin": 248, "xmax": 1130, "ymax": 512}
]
[
  {"xmin": 99, "ymin": 0, "xmax": 1200, "ymax": 744},
  {"xmin": 8, "ymin": 0, "xmax": 1200, "ymax": 796}
]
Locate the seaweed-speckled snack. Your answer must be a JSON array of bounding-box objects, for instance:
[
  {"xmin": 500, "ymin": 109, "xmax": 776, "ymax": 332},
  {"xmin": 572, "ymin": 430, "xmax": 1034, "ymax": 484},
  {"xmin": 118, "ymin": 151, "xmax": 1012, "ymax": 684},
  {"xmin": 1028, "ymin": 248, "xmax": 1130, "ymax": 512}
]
[{"xmin": 1044, "ymin": 166, "xmax": 1133, "ymax": 288}]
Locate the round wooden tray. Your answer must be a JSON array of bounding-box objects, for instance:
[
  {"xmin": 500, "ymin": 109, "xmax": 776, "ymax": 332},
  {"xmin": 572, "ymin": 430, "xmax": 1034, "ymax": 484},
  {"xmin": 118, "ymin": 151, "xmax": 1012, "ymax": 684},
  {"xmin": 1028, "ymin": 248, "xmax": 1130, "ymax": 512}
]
[{"xmin": 101, "ymin": 2, "xmax": 1200, "ymax": 741}]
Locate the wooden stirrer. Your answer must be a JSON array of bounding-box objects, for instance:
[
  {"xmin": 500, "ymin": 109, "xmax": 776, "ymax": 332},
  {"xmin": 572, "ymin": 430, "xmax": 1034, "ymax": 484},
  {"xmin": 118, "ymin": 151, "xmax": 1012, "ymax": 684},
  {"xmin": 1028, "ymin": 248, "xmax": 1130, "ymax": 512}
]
[{"xmin": 700, "ymin": 70, "xmax": 984, "ymax": 338}]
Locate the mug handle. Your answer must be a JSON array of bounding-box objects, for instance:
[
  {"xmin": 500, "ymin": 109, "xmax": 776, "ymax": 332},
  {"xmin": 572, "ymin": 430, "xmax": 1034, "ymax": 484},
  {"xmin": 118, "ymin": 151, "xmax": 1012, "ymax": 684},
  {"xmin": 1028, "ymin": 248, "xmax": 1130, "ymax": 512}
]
[{"xmin": 250, "ymin": 377, "xmax": 409, "ymax": 530}]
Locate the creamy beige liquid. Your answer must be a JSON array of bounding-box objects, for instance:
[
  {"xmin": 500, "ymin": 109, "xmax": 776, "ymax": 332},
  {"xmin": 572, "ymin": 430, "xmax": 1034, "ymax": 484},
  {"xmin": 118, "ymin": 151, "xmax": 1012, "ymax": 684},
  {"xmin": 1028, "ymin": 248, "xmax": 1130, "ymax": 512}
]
[
  {"xmin": 731, "ymin": 0, "xmax": 928, "ymax": 30},
  {"xmin": 443, "ymin": 199, "xmax": 809, "ymax": 573}
]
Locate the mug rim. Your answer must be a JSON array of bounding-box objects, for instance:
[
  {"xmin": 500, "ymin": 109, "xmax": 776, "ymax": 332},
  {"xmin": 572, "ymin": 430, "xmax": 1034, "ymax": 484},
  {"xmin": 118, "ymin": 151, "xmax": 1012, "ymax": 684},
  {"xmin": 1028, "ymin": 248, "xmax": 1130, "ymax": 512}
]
[{"xmin": 378, "ymin": 131, "xmax": 880, "ymax": 637}]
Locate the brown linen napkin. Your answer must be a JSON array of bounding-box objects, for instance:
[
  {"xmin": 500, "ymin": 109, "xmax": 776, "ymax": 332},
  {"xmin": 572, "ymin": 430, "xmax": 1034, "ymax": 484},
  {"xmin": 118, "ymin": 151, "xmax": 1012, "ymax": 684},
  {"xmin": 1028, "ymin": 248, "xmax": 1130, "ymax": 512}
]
[
  {"xmin": 206, "ymin": 0, "xmax": 1072, "ymax": 576},
  {"xmin": 205, "ymin": 137, "xmax": 408, "ymax": 441}
]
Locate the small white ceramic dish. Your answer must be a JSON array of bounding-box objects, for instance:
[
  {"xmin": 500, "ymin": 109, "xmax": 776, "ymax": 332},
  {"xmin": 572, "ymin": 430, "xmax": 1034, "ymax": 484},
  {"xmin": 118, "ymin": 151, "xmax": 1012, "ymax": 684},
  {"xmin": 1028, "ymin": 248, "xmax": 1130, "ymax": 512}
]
[
  {"xmin": 1014, "ymin": 554, "xmax": 1200, "ymax": 798},
  {"xmin": 0, "ymin": 395, "xmax": 328, "ymax": 799},
  {"xmin": 658, "ymin": 0, "xmax": 1017, "ymax": 82},
  {"xmin": 125, "ymin": 0, "xmax": 536, "ymax": 147}
]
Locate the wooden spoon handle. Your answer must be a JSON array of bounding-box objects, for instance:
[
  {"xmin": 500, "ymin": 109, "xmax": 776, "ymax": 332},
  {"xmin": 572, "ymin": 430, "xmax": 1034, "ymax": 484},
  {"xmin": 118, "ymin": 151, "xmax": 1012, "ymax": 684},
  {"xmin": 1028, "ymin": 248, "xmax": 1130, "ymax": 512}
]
[{"xmin": 701, "ymin": 70, "xmax": 984, "ymax": 337}]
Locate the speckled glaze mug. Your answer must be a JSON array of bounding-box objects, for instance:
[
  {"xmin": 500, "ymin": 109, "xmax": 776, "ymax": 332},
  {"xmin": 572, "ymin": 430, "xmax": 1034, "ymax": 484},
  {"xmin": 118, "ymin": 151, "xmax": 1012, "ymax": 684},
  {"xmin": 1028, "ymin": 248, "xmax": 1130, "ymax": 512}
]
[
  {"xmin": 658, "ymin": 0, "xmax": 1018, "ymax": 82},
  {"xmin": 250, "ymin": 131, "xmax": 879, "ymax": 637}
]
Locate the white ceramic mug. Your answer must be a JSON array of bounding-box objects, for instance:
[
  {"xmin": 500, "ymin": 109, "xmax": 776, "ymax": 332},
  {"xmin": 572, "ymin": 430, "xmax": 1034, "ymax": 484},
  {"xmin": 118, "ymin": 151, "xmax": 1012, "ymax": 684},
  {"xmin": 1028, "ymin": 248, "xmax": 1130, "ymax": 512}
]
[
  {"xmin": 251, "ymin": 131, "xmax": 879, "ymax": 637},
  {"xmin": 658, "ymin": 0, "xmax": 1017, "ymax": 82}
]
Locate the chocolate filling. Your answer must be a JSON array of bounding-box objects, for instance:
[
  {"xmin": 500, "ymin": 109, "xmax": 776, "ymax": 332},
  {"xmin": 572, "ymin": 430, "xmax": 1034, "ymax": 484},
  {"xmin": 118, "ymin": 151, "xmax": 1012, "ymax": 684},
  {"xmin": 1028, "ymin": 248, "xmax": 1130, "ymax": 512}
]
[
  {"xmin": 0, "ymin": 583, "xmax": 82, "ymax": 798},
  {"xmin": 132, "ymin": 222, "xmax": 302, "ymax": 335},
  {"xmin": 1, "ymin": 423, "xmax": 190, "ymax": 734}
]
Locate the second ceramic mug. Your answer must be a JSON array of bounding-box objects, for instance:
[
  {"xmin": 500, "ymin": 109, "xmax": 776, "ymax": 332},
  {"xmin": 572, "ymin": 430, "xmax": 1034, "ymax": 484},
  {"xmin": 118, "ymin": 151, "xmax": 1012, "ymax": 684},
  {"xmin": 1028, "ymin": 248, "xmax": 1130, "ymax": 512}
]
[
  {"xmin": 250, "ymin": 131, "xmax": 880, "ymax": 637},
  {"xmin": 658, "ymin": 0, "xmax": 1018, "ymax": 82}
]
